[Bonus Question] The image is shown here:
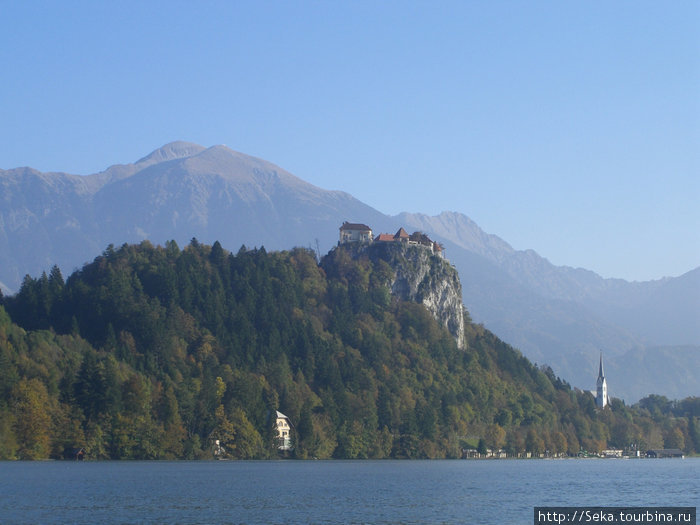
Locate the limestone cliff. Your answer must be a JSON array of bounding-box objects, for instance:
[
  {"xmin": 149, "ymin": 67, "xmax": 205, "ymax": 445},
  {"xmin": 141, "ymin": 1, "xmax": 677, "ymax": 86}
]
[{"xmin": 340, "ymin": 242, "xmax": 466, "ymax": 349}]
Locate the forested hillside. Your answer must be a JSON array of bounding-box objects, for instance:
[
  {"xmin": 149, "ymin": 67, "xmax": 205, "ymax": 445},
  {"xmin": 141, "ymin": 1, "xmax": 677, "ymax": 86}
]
[{"xmin": 1, "ymin": 240, "xmax": 697, "ymax": 459}]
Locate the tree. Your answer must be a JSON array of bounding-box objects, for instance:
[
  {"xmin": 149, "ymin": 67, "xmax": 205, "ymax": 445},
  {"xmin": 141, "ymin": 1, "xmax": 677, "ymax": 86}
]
[
  {"xmin": 551, "ymin": 431, "xmax": 568, "ymax": 456},
  {"xmin": 74, "ymin": 351, "xmax": 110, "ymax": 421},
  {"xmin": 688, "ymin": 416, "xmax": 700, "ymax": 454},
  {"xmin": 230, "ymin": 408, "xmax": 263, "ymax": 459},
  {"xmin": 295, "ymin": 402, "xmax": 315, "ymax": 458},
  {"xmin": 12, "ymin": 378, "xmax": 52, "ymax": 459},
  {"xmin": 505, "ymin": 428, "xmax": 525, "ymax": 456},
  {"xmin": 485, "ymin": 424, "xmax": 506, "ymax": 451},
  {"xmin": 526, "ymin": 428, "xmax": 545, "ymax": 455},
  {"xmin": 211, "ymin": 405, "xmax": 236, "ymax": 458},
  {"xmin": 477, "ymin": 437, "xmax": 488, "ymax": 455},
  {"xmin": 48, "ymin": 265, "xmax": 65, "ymax": 294},
  {"xmin": 209, "ymin": 241, "xmax": 226, "ymax": 266},
  {"xmin": 664, "ymin": 427, "xmax": 685, "ymax": 450},
  {"xmin": 0, "ymin": 407, "xmax": 17, "ymax": 459}
]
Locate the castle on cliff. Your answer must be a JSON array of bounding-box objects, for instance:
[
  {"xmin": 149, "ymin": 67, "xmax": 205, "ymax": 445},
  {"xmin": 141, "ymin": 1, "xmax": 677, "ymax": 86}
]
[{"xmin": 338, "ymin": 222, "xmax": 444, "ymax": 258}]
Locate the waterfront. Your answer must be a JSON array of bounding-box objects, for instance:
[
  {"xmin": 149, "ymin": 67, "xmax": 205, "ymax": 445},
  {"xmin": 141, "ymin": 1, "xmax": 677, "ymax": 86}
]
[{"xmin": 0, "ymin": 459, "xmax": 697, "ymax": 524}]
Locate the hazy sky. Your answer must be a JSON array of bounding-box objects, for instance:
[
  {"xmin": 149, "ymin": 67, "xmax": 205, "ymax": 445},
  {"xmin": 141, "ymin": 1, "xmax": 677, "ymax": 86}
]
[{"xmin": 1, "ymin": 1, "xmax": 698, "ymax": 281}]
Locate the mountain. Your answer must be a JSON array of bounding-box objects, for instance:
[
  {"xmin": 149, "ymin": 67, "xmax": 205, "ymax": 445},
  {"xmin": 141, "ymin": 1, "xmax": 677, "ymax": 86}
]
[
  {"xmin": 1, "ymin": 142, "xmax": 697, "ymax": 401},
  {"xmin": 0, "ymin": 142, "xmax": 390, "ymax": 292}
]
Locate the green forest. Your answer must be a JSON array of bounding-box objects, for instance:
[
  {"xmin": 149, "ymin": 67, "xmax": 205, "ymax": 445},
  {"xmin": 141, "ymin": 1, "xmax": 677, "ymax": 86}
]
[{"xmin": 0, "ymin": 239, "xmax": 698, "ymax": 460}]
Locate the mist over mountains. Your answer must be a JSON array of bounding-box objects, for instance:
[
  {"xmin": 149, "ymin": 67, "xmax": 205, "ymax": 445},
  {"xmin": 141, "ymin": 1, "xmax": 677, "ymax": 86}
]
[
  {"xmin": 1, "ymin": 141, "xmax": 697, "ymax": 401},
  {"xmin": 397, "ymin": 212, "xmax": 700, "ymax": 401}
]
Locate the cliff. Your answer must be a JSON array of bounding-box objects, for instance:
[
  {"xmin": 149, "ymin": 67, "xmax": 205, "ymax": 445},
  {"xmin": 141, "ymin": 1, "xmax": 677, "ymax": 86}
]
[{"xmin": 336, "ymin": 241, "xmax": 466, "ymax": 349}]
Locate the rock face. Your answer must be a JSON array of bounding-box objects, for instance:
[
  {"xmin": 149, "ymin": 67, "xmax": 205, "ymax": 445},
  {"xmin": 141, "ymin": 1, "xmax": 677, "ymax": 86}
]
[{"xmin": 346, "ymin": 241, "xmax": 466, "ymax": 349}]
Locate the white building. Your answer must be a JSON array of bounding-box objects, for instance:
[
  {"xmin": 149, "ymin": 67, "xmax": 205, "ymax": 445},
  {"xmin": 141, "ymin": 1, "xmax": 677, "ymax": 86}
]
[
  {"xmin": 276, "ymin": 411, "xmax": 293, "ymax": 451},
  {"xmin": 596, "ymin": 353, "xmax": 609, "ymax": 408},
  {"xmin": 339, "ymin": 222, "xmax": 373, "ymax": 244}
]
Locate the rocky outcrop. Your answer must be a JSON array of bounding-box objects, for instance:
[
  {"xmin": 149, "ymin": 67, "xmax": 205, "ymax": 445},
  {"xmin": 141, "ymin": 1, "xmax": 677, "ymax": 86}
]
[{"xmin": 344, "ymin": 241, "xmax": 466, "ymax": 349}]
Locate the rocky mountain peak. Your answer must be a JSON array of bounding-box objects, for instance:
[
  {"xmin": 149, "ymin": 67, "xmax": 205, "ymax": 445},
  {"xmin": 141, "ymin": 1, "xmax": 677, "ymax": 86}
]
[
  {"xmin": 135, "ymin": 141, "xmax": 206, "ymax": 167},
  {"xmin": 397, "ymin": 210, "xmax": 515, "ymax": 262}
]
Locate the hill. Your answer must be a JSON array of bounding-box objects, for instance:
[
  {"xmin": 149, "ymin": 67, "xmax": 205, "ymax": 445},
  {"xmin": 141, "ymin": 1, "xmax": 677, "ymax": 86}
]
[{"xmin": 1, "ymin": 240, "xmax": 697, "ymax": 460}]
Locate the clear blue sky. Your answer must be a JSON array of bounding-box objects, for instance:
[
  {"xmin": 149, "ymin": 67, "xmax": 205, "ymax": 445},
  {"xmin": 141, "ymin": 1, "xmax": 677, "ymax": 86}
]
[{"xmin": 1, "ymin": 1, "xmax": 698, "ymax": 281}]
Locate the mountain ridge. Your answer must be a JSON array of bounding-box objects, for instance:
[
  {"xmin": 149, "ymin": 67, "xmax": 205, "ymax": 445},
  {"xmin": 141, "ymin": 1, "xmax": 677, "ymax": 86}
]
[
  {"xmin": 398, "ymin": 210, "xmax": 699, "ymax": 401},
  {"xmin": 1, "ymin": 141, "xmax": 697, "ymax": 401},
  {"xmin": 399, "ymin": 210, "xmax": 699, "ymax": 344}
]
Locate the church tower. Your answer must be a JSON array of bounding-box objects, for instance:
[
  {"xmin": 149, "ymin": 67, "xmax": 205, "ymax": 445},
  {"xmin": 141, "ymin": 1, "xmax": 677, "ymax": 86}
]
[{"xmin": 596, "ymin": 352, "xmax": 609, "ymax": 408}]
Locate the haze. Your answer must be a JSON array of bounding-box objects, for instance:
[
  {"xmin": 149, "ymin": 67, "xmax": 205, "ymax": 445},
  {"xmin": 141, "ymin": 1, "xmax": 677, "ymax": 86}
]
[{"xmin": 1, "ymin": 1, "xmax": 698, "ymax": 280}]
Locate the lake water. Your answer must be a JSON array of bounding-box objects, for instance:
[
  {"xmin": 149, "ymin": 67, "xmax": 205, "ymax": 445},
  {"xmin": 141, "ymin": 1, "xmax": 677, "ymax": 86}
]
[{"xmin": 0, "ymin": 459, "xmax": 697, "ymax": 524}]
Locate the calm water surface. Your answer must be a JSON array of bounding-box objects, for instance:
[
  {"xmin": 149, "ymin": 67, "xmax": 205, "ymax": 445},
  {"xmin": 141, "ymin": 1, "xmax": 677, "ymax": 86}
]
[{"xmin": 0, "ymin": 459, "xmax": 697, "ymax": 524}]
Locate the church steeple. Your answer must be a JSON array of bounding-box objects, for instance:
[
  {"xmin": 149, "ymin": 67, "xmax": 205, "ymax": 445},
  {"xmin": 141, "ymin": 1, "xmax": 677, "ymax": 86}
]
[{"xmin": 596, "ymin": 352, "xmax": 609, "ymax": 408}]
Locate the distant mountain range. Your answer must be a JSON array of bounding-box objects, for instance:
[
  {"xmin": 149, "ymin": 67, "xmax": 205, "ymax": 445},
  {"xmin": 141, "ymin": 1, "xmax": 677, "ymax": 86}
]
[
  {"xmin": 1, "ymin": 141, "xmax": 698, "ymax": 401},
  {"xmin": 397, "ymin": 212, "xmax": 700, "ymax": 402}
]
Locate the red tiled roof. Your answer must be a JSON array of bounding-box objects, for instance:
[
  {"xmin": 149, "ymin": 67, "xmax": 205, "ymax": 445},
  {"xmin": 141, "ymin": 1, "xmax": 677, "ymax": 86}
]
[
  {"xmin": 375, "ymin": 233, "xmax": 395, "ymax": 242},
  {"xmin": 394, "ymin": 227, "xmax": 410, "ymax": 239}
]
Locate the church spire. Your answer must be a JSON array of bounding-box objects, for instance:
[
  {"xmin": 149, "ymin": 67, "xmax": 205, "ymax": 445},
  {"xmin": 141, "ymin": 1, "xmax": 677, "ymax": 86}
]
[{"xmin": 596, "ymin": 352, "xmax": 608, "ymax": 408}]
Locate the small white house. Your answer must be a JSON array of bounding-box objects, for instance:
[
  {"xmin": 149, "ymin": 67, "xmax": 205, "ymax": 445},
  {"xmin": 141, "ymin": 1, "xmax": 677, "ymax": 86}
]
[
  {"xmin": 601, "ymin": 449, "xmax": 623, "ymax": 458},
  {"xmin": 276, "ymin": 411, "xmax": 293, "ymax": 451}
]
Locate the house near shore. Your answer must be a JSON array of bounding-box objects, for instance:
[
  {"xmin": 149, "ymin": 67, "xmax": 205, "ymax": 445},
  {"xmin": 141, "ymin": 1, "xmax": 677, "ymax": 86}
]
[
  {"xmin": 276, "ymin": 411, "xmax": 293, "ymax": 451},
  {"xmin": 601, "ymin": 449, "xmax": 623, "ymax": 458}
]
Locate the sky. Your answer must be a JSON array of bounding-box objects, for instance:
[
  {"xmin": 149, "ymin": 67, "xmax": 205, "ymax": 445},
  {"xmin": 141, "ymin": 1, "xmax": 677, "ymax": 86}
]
[{"xmin": 1, "ymin": 1, "xmax": 698, "ymax": 281}]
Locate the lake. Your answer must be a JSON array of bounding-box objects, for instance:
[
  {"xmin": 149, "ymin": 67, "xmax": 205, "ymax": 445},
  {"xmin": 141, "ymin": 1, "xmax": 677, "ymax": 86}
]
[{"xmin": 0, "ymin": 459, "xmax": 697, "ymax": 524}]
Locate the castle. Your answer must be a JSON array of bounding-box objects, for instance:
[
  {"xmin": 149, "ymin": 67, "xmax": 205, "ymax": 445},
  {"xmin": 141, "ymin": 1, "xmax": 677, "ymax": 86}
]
[{"xmin": 338, "ymin": 222, "xmax": 444, "ymax": 257}]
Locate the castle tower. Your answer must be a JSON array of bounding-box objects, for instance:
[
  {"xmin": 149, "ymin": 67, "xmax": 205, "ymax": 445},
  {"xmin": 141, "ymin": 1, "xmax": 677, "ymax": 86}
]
[{"xmin": 596, "ymin": 352, "xmax": 609, "ymax": 408}]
